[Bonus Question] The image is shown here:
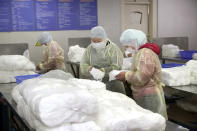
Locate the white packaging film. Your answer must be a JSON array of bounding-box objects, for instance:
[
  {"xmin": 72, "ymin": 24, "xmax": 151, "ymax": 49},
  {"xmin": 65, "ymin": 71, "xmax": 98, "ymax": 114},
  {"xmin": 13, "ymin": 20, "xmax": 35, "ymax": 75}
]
[{"xmin": 12, "ymin": 78, "xmax": 166, "ymax": 131}]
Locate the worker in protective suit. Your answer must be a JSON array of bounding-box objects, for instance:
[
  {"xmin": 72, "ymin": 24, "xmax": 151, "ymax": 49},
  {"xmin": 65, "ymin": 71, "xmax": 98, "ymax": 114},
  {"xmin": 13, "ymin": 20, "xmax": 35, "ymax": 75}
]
[
  {"xmin": 80, "ymin": 26, "xmax": 126, "ymax": 94},
  {"xmin": 35, "ymin": 32, "xmax": 66, "ymax": 73},
  {"xmin": 116, "ymin": 29, "xmax": 168, "ymax": 119}
]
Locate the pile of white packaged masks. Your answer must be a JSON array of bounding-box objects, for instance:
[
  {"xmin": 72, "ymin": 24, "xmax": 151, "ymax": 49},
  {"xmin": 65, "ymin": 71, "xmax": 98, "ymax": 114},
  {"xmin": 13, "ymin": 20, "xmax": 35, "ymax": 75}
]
[
  {"xmin": 0, "ymin": 55, "xmax": 35, "ymax": 83},
  {"xmin": 12, "ymin": 78, "xmax": 166, "ymax": 131},
  {"xmin": 68, "ymin": 45, "xmax": 85, "ymax": 62},
  {"xmin": 162, "ymin": 60, "xmax": 197, "ymax": 86},
  {"xmin": 162, "ymin": 66, "xmax": 190, "ymax": 86},
  {"xmin": 162, "ymin": 44, "xmax": 180, "ymax": 58},
  {"xmin": 186, "ymin": 60, "xmax": 197, "ymax": 85},
  {"xmin": 192, "ymin": 53, "xmax": 197, "ymax": 60}
]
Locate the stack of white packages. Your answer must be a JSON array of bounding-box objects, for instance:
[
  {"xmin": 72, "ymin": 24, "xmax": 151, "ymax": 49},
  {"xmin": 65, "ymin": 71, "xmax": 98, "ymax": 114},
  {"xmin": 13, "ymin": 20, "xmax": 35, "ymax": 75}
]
[
  {"xmin": 12, "ymin": 78, "xmax": 166, "ymax": 131},
  {"xmin": 193, "ymin": 53, "xmax": 197, "ymax": 60},
  {"xmin": 0, "ymin": 55, "xmax": 35, "ymax": 83},
  {"xmin": 68, "ymin": 45, "xmax": 85, "ymax": 62},
  {"xmin": 12, "ymin": 78, "xmax": 102, "ymax": 131},
  {"xmin": 91, "ymin": 90, "xmax": 166, "ymax": 131},
  {"xmin": 186, "ymin": 60, "xmax": 197, "ymax": 85},
  {"xmin": 162, "ymin": 66, "xmax": 190, "ymax": 86},
  {"xmin": 162, "ymin": 44, "xmax": 180, "ymax": 58}
]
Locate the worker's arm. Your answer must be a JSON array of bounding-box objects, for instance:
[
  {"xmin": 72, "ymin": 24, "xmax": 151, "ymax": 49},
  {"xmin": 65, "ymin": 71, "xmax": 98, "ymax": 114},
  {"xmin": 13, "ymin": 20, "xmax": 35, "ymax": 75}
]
[
  {"xmin": 101, "ymin": 46, "xmax": 123, "ymax": 74},
  {"xmin": 125, "ymin": 49, "xmax": 155, "ymax": 86},
  {"xmin": 80, "ymin": 48, "xmax": 92, "ymax": 77}
]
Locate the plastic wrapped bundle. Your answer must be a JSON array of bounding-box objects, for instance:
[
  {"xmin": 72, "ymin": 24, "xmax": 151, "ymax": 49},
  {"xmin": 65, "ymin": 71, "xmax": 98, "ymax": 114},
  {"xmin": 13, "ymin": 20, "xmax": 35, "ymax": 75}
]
[
  {"xmin": 0, "ymin": 70, "xmax": 35, "ymax": 83},
  {"xmin": 68, "ymin": 45, "xmax": 85, "ymax": 62},
  {"xmin": 13, "ymin": 78, "xmax": 98, "ymax": 127},
  {"xmin": 186, "ymin": 60, "xmax": 197, "ymax": 85},
  {"xmin": 91, "ymin": 90, "xmax": 166, "ymax": 131},
  {"xmin": 14, "ymin": 95, "xmax": 101, "ymax": 131},
  {"xmin": 0, "ymin": 55, "xmax": 35, "ymax": 71},
  {"xmin": 162, "ymin": 44, "xmax": 180, "ymax": 58},
  {"xmin": 0, "ymin": 55, "xmax": 36, "ymax": 83},
  {"xmin": 162, "ymin": 66, "xmax": 190, "ymax": 86},
  {"xmin": 12, "ymin": 78, "xmax": 166, "ymax": 131}
]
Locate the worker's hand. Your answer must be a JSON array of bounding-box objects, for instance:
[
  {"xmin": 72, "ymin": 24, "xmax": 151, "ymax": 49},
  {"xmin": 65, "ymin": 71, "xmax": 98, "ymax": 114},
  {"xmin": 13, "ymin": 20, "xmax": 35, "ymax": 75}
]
[
  {"xmin": 36, "ymin": 65, "xmax": 41, "ymax": 71},
  {"xmin": 127, "ymin": 53, "xmax": 132, "ymax": 57},
  {"xmin": 88, "ymin": 66, "xmax": 93, "ymax": 72},
  {"xmin": 115, "ymin": 71, "xmax": 126, "ymax": 82}
]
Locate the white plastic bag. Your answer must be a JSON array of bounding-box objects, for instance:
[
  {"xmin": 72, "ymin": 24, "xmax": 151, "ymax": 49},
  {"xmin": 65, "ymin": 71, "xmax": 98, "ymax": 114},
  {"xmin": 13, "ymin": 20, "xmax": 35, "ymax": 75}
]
[
  {"xmin": 15, "ymin": 78, "xmax": 98, "ymax": 127},
  {"xmin": 68, "ymin": 45, "xmax": 85, "ymax": 62},
  {"xmin": 162, "ymin": 66, "xmax": 190, "ymax": 86},
  {"xmin": 0, "ymin": 55, "xmax": 35, "ymax": 71},
  {"xmin": 162, "ymin": 44, "xmax": 180, "ymax": 58}
]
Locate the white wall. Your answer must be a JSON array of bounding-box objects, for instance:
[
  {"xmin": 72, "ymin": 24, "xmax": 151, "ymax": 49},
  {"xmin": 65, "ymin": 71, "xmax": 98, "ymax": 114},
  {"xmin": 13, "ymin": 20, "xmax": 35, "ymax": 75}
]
[
  {"xmin": 0, "ymin": 0, "xmax": 121, "ymax": 65},
  {"xmin": 158, "ymin": 0, "xmax": 197, "ymax": 49}
]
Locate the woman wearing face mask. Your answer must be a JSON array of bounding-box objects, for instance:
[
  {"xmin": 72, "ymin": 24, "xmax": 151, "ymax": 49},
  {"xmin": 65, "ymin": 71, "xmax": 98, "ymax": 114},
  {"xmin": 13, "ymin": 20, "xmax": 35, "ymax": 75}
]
[
  {"xmin": 35, "ymin": 32, "xmax": 66, "ymax": 73},
  {"xmin": 122, "ymin": 39, "xmax": 137, "ymax": 70},
  {"xmin": 80, "ymin": 26, "xmax": 126, "ymax": 94},
  {"xmin": 116, "ymin": 29, "xmax": 168, "ymax": 120}
]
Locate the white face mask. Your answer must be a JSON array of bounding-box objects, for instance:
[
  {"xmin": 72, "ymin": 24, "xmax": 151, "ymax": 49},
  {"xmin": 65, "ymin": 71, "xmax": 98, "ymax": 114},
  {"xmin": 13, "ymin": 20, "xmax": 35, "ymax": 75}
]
[
  {"xmin": 125, "ymin": 47, "xmax": 136, "ymax": 57},
  {"xmin": 92, "ymin": 41, "xmax": 106, "ymax": 50}
]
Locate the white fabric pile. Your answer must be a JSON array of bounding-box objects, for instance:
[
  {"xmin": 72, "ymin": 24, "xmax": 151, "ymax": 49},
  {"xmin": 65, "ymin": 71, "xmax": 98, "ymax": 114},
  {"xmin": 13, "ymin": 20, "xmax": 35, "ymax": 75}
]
[
  {"xmin": 12, "ymin": 78, "xmax": 166, "ymax": 131},
  {"xmin": 122, "ymin": 57, "xmax": 132, "ymax": 70},
  {"xmin": 40, "ymin": 69, "xmax": 74, "ymax": 80},
  {"xmin": 186, "ymin": 60, "xmax": 197, "ymax": 85},
  {"xmin": 90, "ymin": 67, "xmax": 105, "ymax": 81},
  {"xmin": 162, "ymin": 60, "xmax": 197, "ymax": 86},
  {"xmin": 162, "ymin": 66, "xmax": 190, "ymax": 86},
  {"xmin": 12, "ymin": 78, "xmax": 102, "ymax": 131},
  {"xmin": 68, "ymin": 45, "xmax": 85, "ymax": 62},
  {"xmin": 91, "ymin": 90, "xmax": 166, "ymax": 131},
  {"xmin": 192, "ymin": 53, "xmax": 197, "ymax": 60},
  {"xmin": 162, "ymin": 44, "xmax": 180, "ymax": 58},
  {"xmin": 0, "ymin": 55, "xmax": 35, "ymax": 83}
]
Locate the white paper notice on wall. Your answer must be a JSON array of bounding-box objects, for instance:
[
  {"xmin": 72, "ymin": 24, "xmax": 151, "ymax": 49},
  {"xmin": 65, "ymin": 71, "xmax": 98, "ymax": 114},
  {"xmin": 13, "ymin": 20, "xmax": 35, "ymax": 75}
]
[{"xmin": 130, "ymin": 11, "xmax": 142, "ymax": 25}]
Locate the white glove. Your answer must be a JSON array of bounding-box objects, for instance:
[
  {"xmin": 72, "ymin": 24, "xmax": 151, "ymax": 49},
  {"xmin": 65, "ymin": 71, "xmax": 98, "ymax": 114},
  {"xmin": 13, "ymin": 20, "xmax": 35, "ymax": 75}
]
[{"xmin": 90, "ymin": 67, "xmax": 105, "ymax": 81}]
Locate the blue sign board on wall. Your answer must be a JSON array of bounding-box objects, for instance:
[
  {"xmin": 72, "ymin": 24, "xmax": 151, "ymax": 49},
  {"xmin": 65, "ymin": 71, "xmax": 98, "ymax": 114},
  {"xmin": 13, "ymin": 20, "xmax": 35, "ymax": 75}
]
[
  {"xmin": 11, "ymin": 0, "xmax": 35, "ymax": 31},
  {"xmin": 0, "ymin": 0, "xmax": 98, "ymax": 31},
  {"xmin": 0, "ymin": 0, "xmax": 12, "ymax": 32}
]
